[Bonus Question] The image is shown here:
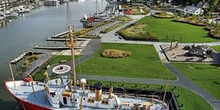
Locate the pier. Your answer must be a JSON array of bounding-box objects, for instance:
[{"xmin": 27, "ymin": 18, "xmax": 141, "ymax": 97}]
[
  {"xmin": 47, "ymin": 37, "xmax": 90, "ymax": 42},
  {"xmin": 51, "ymin": 31, "xmax": 69, "ymax": 38},
  {"xmin": 10, "ymin": 51, "xmax": 43, "ymax": 64},
  {"xmin": 33, "ymin": 45, "xmax": 84, "ymax": 50}
]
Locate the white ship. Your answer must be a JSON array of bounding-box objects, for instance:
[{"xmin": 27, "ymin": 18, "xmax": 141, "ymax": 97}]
[{"xmin": 5, "ymin": 1, "xmax": 169, "ymax": 110}]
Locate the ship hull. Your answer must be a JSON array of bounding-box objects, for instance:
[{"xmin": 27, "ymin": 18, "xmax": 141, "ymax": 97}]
[
  {"xmin": 5, "ymin": 81, "xmax": 51, "ymax": 110},
  {"xmin": 22, "ymin": 100, "xmax": 51, "ymax": 110}
]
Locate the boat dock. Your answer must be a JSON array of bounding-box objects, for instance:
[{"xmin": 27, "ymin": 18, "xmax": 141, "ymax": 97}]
[
  {"xmin": 51, "ymin": 31, "xmax": 69, "ymax": 38},
  {"xmin": 10, "ymin": 51, "xmax": 43, "ymax": 64},
  {"xmin": 47, "ymin": 37, "xmax": 90, "ymax": 42},
  {"xmin": 33, "ymin": 45, "xmax": 84, "ymax": 50}
]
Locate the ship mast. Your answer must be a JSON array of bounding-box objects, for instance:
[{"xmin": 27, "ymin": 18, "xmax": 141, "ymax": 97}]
[
  {"xmin": 163, "ymin": 80, "xmax": 169, "ymax": 103},
  {"xmin": 67, "ymin": 1, "xmax": 77, "ymax": 92},
  {"xmin": 9, "ymin": 63, "xmax": 16, "ymax": 87}
]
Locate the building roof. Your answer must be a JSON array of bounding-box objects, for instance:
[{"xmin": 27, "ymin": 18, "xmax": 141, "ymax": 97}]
[
  {"xmin": 184, "ymin": 6, "xmax": 201, "ymax": 12},
  {"xmin": 197, "ymin": 1, "xmax": 209, "ymax": 8}
]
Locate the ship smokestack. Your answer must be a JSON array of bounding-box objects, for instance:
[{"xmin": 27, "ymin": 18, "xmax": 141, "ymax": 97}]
[
  {"xmin": 108, "ymin": 87, "xmax": 113, "ymax": 98},
  {"xmin": 143, "ymin": 102, "xmax": 152, "ymax": 110},
  {"xmin": 80, "ymin": 78, "xmax": 86, "ymax": 94},
  {"xmin": 94, "ymin": 82, "xmax": 102, "ymax": 101},
  {"xmin": 134, "ymin": 103, "xmax": 141, "ymax": 110}
]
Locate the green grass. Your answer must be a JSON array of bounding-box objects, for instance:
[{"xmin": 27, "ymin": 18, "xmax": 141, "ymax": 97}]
[
  {"xmin": 121, "ymin": 16, "xmax": 219, "ymax": 43},
  {"xmin": 86, "ymin": 80, "xmax": 213, "ymax": 110},
  {"xmin": 76, "ymin": 43, "xmax": 176, "ymax": 80},
  {"xmin": 50, "ymin": 55, "xmax": 72, "ymax": 64},
  {"xmin": 172, "ymin": 63, "xmax": 220, "ymax": 100},
  {"xmin": 212, "ymin": 46, "xmax": 220, "ymax": 53},
  {"xmin": 112, "ymin": 16, "xmax": 133, "ymax": 21},
  {"xmin": 33, "ymin": 55, "xmax": 80, "ymax": 81},
  {"xmin": 174, "ymin": 87, "xmax": 213, "ymax": 110}
]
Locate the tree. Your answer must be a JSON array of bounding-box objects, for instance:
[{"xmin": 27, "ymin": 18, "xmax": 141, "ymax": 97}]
[{"xmin": 208, "ymin": 0, "xmax": 219, "ymax": 6}]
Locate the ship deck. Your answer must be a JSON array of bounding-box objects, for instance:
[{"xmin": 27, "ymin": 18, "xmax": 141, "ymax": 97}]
[{"xmin": 6, "ymin": 79, "xmax": 168, "ymax": 110}]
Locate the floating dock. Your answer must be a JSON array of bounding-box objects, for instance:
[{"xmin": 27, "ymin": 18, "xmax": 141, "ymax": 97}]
[
  {"xmin": 47, "ymin": 37, "xmax": 90, "ymax": 42},
  {"xmin": 33, "ymin": 45, "xmax": 84, "ymax": 50},
  {"xmin": 51, "ymin": 31, "xmax": 68, "ymax": 38}
]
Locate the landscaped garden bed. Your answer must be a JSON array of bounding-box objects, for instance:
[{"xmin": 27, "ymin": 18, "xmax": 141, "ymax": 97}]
[
  {"xmin": 100, "ymin": 21, "xmax": 127, "ymax": 33},
  {"xmin": 153, "ymin": 11, "xmax": 174, "ymax": 18}
]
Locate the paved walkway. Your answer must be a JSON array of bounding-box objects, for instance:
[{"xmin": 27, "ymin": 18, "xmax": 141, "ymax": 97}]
[
  {"xmin": 73, "ymin": 39, "xmax": 220, "ymax": 109},
  {"xmin": 101, "ymin": 15, "xmax": 220, "ymax": 109},
  {"xmin": 48, "ymin": 15, "xmax": 220, "ymax": 109}
]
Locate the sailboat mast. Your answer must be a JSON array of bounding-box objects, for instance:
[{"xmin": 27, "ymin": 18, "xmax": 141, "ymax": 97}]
[
  {"xmin": 96, "ymin": 0, "xmax": 98, "ymax": 14},
  {"xmin": 163, "ymin": 80, "xmax": 169, "ymax": 103},
  {"xmin": 67, "ymin": 1, "xmax": 77, "ymax": 92}
]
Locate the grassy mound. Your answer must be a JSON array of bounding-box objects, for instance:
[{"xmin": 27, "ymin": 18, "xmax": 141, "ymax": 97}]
[
  {"xmin": 102, "ymin": 49, "xmax": 131, "ymax": 58},
  {"xmin": 153, "ymin": 12, "xmax": 174, "ymax": 18}
]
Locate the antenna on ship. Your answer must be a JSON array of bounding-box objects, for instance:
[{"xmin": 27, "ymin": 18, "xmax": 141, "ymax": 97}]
[
  {"xmin": 66, "ymin": 0, "xmax": 77, "ymax": 92},
  {"xmin": 26, "ymin": 74, "xmax": 35, "ymax": 94},
  {"xmin": 43, "ymin": 71, "xmax": 50, "ymax": 83},
  {"xmin": 9, "ymin": 63, "xmax": 16, "ymax": 87}
]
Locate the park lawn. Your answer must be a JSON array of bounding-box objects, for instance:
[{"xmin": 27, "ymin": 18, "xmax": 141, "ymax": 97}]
[
  {"xmin": 50, "ymin": 55, "xmax": 72, "ymax": 64},
  {"xmin": 172, "ymin": 63, "xmax": 220, "ymax": 100},
  {"xmin": 137, "ymin": 16, "xmax": 218, "ymax": 43},
  {"xmin": 87, "ymin": 80, "xmax": 213, "ymax": 110},
  {"xmin": 212, "ymin": 46, "xmax": 220, "ymax": 53},
  {"xmin": 76, "ymin": 43, "xmax": 176, "ymax": 80},
  {"xmin": 33, "ymin": 55, "xmax": 80, "ymax": 81},
  {"xmin": 174, "ymin": 87, "xmax": 213, "ymax": 110}
]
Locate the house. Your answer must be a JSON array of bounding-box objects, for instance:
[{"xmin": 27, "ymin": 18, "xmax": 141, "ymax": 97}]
[
  {"xmin": 197, "ymin": 0, "xmax": 209, "ymax": 9},
  {"xmin": 0, "ymin": 0, "xmax": 17, "ymax": 11},
  {"xmin": 0, "ymin": 0, "xmax": 9, "ymax": 11},
  {"xmin": 184, "ymin": 6, "xmax": 204, "ymax": 15}
]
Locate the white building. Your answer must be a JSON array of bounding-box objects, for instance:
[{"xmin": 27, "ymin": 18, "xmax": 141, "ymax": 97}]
[
  {"xmin": 197, "ymin": 0, "xmax": 209, "ymax": 9},
  {"xmin": 184, "ymin": 6, "xmax": 204, "ymax": 15}
]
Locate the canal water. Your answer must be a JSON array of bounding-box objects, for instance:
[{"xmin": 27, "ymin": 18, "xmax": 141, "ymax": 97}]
[{"xmin": 0, "ymin": 0, "xmax": 107, "ymax": 109}]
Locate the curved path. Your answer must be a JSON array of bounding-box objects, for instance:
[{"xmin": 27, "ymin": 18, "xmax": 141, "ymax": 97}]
[
  {"xmin": 75, "ymin": 38, "xmax": 220, "ymax": 110},
  {"xmin": 92, "ymin": 15, "xmax": 220, "ymax": 109},
  {"xmin": 49, "ymin": 15, "xmax": 220, "ymax": 109}
]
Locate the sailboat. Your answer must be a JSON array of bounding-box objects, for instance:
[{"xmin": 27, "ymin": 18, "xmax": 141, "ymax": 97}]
[
  {"xmin": 80, "ymin": 0, "xmax": 116, "ymax": 28},
  {"xmin": 5, "ymin": 1, "xmax": 169, "ymax": 110}
]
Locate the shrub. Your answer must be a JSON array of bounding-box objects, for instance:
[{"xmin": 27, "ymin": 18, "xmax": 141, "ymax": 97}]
[{"xmin": 101, "ymin": 49, "xmax": 131, "ymax": 58}]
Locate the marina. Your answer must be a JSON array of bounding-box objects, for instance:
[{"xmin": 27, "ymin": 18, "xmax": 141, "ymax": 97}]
[
  {"xmin": 4, "ymin": 1, "xmax": 172, "ymax": 109},
  {"xmin": 0, "ymin": 1, "xmax": 108, "ymax": 109},
  {"xmin": 2, "ymin": 0, "xmax": 220, "ymax": 109}
]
